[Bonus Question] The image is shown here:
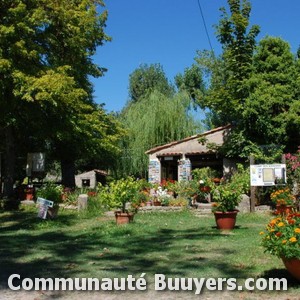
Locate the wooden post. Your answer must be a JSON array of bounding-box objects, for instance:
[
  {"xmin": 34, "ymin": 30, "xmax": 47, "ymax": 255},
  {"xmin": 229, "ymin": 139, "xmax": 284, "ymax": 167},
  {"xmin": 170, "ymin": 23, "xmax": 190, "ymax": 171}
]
[{"xmin": 250, "ymin": 155, "xmax": 256, "ymax": 212}]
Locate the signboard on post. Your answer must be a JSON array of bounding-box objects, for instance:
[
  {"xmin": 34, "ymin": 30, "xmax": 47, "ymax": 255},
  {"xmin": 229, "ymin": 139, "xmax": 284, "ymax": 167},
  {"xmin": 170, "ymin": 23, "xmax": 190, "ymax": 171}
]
[
  {"xmin": 250, "ymin": 164, "xmax": 286, "ymax": 186},
  {"xmin": 26, "ymin": 153, "xmax": 45, "ymax": 178}
]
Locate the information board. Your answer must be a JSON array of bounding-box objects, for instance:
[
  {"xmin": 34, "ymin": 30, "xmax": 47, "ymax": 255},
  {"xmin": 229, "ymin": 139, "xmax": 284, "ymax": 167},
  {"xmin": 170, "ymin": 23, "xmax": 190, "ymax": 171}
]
[
  {"xmin": 178, "ymin": 159, "xmax": 191, "ymax": 181},
  {"xmin": 148, "ymin": 160, "xmax": 161, "ymax": 184},
  {"xmin": 250, "ymin": 164, "xmax": 286, "ymax": 186}
]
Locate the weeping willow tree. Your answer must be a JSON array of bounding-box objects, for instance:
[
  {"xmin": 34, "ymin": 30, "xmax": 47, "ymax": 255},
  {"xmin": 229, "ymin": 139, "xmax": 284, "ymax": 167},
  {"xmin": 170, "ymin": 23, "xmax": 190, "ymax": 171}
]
[{"xmin": 117, "ymin": 90, "xmax": 202, "ymax": 178}]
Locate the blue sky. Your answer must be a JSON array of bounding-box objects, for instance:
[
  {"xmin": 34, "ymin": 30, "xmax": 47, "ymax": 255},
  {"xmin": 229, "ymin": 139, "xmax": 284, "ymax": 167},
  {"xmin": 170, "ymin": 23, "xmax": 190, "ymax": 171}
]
[{"xmin": 92, "ymin": 0, "xmax": 300, "ymax": 113}]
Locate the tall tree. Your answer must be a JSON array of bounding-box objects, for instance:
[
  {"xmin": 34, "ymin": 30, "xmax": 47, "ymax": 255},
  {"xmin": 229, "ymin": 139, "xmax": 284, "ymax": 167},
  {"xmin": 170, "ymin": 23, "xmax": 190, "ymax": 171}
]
[
  {"xmin": 0, "ymin": 0, "xmax": 119, "ymax": 195},
  {"xmin": 118, "ymin": 90, "xmax": 202, "ymax": 178},
  {"xmin": 244, "ymin": 37, "xmax": 296, "ymax": 143},
  {"xmin": 196, "ymin": 0, "xmax": 260, "ymax": 125},
  {"xmin": 128, "ymin": 63, "xmax": 175, "ymax": 103},
  {"xmin": 174, "ymin": 64, "xmax": 206, "ymax": 107}
]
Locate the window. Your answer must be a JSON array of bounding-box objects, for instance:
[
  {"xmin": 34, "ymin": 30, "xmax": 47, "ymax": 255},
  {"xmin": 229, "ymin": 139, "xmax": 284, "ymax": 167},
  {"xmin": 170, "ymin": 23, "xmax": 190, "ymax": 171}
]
[{"xmin": 82, "ymin": 179, "xmax": 90, "ymax": 187}]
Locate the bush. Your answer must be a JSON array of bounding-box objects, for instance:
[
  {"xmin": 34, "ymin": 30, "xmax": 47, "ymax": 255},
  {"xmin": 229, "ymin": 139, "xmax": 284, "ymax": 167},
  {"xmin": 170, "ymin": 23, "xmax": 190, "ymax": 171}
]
[
  {"xmin": 36, "ymin": 183, "xmax": 63, "ymax": 206},
  {"xmin": 261, "ymin": 213, "xmax": 300, "ymax": 259}
]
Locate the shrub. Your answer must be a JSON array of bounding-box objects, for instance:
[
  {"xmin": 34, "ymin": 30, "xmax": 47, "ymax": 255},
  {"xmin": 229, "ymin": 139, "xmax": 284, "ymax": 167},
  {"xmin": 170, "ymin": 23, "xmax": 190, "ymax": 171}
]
[
  {"xmin": 261, "ymin": 213, "xmax": 300, "ymax": 259},
  {"xmin": 36, "ymin": 183, "xmax": 63, "ymax": 207}
]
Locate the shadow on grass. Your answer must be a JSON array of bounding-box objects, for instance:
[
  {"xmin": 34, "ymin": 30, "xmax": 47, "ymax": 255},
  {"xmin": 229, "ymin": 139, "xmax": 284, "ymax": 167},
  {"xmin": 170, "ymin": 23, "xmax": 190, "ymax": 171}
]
[
  {"xmin": 260, "ymin": 268, "xmax": 300, "ymax": 288},
  {"xmin": 0, "ymin": 210, "xmax": 257, "ymax": 289}
]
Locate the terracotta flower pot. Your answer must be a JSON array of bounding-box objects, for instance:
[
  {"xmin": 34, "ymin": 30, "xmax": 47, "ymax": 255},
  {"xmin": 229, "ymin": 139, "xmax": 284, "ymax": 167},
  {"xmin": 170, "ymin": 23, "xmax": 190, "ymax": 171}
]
[
  {"xmin": 114, "ymin": 211, "xmax": 134, "ymax": 225},
  {"xmin": 214, "ymin": 210, "xmax": 238, "ymax": 230},
  {"xmin": 200, "ymin": 186, "xmax": 211, "ymax": 193},
  {"xmin": 153, "ymin": 201, "xmax": 162, "ymax": 206},
  {"xmin": 47, "ymin": 206, "xmax": 59, "ymax": 219},
  {"xmin": 282, "ymin": 257, "xmax": 300, "ymax": 281}
]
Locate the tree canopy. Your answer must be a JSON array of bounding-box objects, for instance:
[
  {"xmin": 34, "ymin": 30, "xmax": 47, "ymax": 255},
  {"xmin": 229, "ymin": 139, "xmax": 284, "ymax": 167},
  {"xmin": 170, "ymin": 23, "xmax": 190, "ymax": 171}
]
[
  {"xmin": 0, "ymin": 0, "xmax": 123, "ymax": 195},
  {"xmin": 128, "ymin": 63, "xmax": 175, "ymax": 103},
  {"xmin": 117, "ymin": 89, "xmax": 202, "ymax": 178},
  {"xmin": 194, "ymin": 0, "xmax": 300, "ymax": 159}
]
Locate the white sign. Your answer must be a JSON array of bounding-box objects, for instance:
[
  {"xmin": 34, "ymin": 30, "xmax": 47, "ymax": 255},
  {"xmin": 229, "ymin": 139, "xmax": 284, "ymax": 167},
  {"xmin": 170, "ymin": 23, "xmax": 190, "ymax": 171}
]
[
  {"xmin": 37, "ymin": 197, "xmax": 54, "ymax": 219},
  {"xmin": 250, "ymin": 164, "xmax": 286, "ymax": 186},
  {"xmin": 37, "ymin": 197, "xmax": 54, "ymax": 208},
  {"xmin": 26, "ymin": 153, "xmax": 45, "ymax": 177}
]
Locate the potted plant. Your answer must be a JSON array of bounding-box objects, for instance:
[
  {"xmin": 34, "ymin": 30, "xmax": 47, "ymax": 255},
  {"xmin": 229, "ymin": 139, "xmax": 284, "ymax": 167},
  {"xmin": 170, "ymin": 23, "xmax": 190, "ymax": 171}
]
[
  {"xmin": 192, "ymin": 167, "xmax": 215, "ymax": 192},
  {"xmin": 153, "ymin": 186, "xmax": 171, "ymax": 206},
  {"xmin": 212, "ymin": 164, "xmax": 250, "ymax": 229},
  {"xmin": 36, "ymin": 183, "xmax": 63, "ymax": 219},
  {"xmin": 261, "ymin": 212, "xmax": 300, "ymax": 281},
  {"xmin": 101, "ymin": 176, "xmax": 140, "ymax": 224},
  {"xmin": 270, "ymin": 187, "xmax": 296, "ymax": 215},
  {"xmin": 212, "ymin": 182, "xmax": 241, "ymax": 230},
  {"xmin": 24, "ymin": 185, "xmax": 35, "ymax": 200}
]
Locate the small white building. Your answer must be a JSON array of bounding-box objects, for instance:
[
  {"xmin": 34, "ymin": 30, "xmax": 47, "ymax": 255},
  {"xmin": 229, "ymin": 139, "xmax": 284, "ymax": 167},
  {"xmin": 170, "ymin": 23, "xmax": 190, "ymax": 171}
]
[
  {"xmin": 75, "ymin": 169, "xmax": 108, "ymax": 188},
  {"xmin": 145, "ymin": 125, "xmax": 237, "ymax": 184}
]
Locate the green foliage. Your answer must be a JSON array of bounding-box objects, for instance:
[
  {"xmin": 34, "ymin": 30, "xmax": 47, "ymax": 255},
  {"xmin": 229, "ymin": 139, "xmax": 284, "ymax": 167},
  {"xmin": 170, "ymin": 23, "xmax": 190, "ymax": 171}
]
[
  {"xmin": 212, "ymin": 164, "xmax": 250, "ymax": 212},
  {"xmin": 212, "ymin": 184, "xmax": 241, "ymax": 212},
  {"xmin": 117, "ymin": 90, "xmax": 202, "ymax": 177},
  {"xmin": 285, "ymin": 148, "xmax": 300, "ymax": 189},
  {"xmin": 168, "ymin": 197, "xmax": 189, "ymax": 207},
  {"xmin": 172, "ymin": 180, "xmax": 199, "ymax": 199},
  {"xmin": 0, "ymin": 0, "xmax": 119, "ymax": 193},
  {"xmin": 192, "ymin": 167, "xmax": 218, "ymax": 185},
  {"xmin": 242, "ymin": 36, "xmax": 297, "ymax": 147},
  {"xmin": 229, "ymin": 163, "xmax": 250, "ymax": 194},
  {"xmin": 128, "ymin": 63, "xmax": 175, "ymax": 103},
  {"xmin": 270, "ymin": 187, "xmax": 296, "ymax": 206},
  {"xmin": 196, "ymin": 4, "xmax": 299, "ymax": 158},
  {"xmin": 174, "ymin": 64, "xmax": 205, "ymax": 106},
  {"xmin": 196, "ymin": 0, "xmax": 260, "ymax": 125},
  {"xmin": 97, "ymin": 177, "xmax": 141, "ymax": 213},
  {"xmin": 36, "ymin": 183, "xmax": 63, "ymax": 206},
  {"xmin": 261, "ymin": 213, "xmax": 300, "ymax": 259}
]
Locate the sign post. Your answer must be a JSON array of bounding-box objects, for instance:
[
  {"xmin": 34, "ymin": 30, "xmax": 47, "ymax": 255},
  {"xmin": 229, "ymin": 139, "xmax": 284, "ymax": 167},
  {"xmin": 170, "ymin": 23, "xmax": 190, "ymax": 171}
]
[
  {"xmin": 36, "ymin": 197, "xmax": 54, "ymax": 219},
  {"xmin": 249, "ymin": 155, "xmax": 287, "ymax": 212}
]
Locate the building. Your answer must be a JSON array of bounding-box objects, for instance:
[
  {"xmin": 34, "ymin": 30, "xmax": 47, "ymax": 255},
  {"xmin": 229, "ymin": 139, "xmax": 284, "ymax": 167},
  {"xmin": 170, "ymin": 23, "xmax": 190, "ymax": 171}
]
[
  {"xmin": 75, "ymin": 169, "xmax": 108, "ymax": 188},
  {"xmin": 145, "ymin": 125, "xmax": 235, "ymax": 184}
]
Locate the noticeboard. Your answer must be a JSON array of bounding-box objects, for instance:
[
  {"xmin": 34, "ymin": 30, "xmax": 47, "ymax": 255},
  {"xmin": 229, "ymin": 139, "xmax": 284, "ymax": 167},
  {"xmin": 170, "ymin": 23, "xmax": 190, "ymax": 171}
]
[
  {"xmin": 26, "ymin": 153, "xmax": 45, "ymax": 177},
  {"xmin": 250, "ymin": 164, "xmax": 286, "ymax": 186}
]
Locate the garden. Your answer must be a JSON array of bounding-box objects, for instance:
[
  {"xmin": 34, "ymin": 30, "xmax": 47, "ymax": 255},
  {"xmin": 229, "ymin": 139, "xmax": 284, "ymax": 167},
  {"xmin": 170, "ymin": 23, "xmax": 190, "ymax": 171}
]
[
  {"xmin": 1, "ymin": 150, "xmax": 300, "ymax": 299},
  {"xmin": 0, "ymin": 207, "xmax": 300, "ymax": 298}
]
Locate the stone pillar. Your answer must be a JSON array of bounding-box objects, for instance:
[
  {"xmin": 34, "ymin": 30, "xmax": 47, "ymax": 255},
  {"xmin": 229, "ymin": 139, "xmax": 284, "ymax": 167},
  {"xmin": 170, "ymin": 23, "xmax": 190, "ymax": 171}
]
[{"xmin": 78, "ymin": 194, "xmax": 88, "ymax": 210}]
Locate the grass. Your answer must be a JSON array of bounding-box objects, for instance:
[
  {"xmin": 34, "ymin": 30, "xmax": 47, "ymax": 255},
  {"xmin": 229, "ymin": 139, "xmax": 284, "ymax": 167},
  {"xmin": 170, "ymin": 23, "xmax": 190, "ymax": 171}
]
[{"xmin": 0, "ymin": 205, "xmax": 299, "ymax": 298}]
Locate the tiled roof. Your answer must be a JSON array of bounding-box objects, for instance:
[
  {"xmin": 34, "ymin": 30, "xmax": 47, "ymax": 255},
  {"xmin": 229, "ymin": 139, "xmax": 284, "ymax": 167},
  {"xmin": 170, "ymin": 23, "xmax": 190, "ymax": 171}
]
[{"xmin": 145, "ymin": 124, "xmax": 231, "ymax": 155}]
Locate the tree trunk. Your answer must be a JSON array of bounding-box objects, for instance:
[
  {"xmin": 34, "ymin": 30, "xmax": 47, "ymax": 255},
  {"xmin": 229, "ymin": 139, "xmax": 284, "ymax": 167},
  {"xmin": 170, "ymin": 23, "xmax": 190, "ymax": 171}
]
[
  {"xmin": 3, "ymin": 126, "xmax": 16, "ymax": 198},
  {"xmin": 61, "ymin": 159, "xmax": 75, "ymax": 188}
]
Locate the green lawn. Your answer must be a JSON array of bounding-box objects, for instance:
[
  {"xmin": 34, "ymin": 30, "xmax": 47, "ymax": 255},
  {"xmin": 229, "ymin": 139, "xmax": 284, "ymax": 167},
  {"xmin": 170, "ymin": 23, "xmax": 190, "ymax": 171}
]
[{"xmin": 0, "ymin": 206, "xmax": 299, "ymax": 297}]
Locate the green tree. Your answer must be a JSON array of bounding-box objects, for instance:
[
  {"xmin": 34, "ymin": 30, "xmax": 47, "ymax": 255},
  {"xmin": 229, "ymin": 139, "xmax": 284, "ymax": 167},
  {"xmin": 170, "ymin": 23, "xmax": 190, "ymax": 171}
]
[
  {"xmin": 196, "ymin": 0, "xmax": 260, "ymax": 125},
  {"xmin": 174, "ymin": 64, "xmax": 206, "ymax": 107},
  {"xmin": 128, "ymin": 63, "xmax": 175, "ymax": 103},
  {"xmin": 118, "ymin": 90, "xmax": 202, "ymax": 178},
  {"xmin": 243, "ymin": 37, "xmax": 297, "ymax": 147},
  {"xmin": 0, "ymin": 0, "xmax": 119, "ymax": 195}
]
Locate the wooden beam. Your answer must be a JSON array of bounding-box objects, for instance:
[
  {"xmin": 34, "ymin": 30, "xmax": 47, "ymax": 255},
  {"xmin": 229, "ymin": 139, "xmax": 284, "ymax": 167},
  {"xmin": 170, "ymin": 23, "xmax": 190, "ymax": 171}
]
[{"xmin": 250, "ymin": 155, "xmax": 256, "ymax": 212}]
